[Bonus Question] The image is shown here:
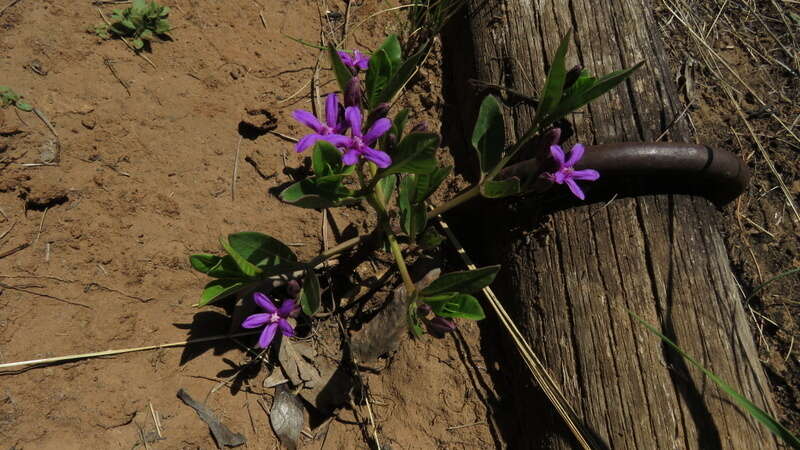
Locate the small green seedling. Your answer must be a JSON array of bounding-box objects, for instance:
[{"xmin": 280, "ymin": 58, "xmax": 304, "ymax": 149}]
[
  {"xmin": 0, "ymin": 86, "xmax": 33, "ymax": 112},
  {"xmin": 96, "ymin": 0, "xmax": 171, "ymax": 50}
]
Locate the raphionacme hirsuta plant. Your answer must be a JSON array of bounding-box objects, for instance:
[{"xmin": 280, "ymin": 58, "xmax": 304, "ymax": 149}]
[{"xmin": 189, "ymin": 31, "xmax": 642, "ymax": 347}]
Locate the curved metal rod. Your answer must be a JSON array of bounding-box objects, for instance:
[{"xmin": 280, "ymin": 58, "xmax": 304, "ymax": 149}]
[{"xmin": 500, "ymin": 142, "xmax": 750, "ymax": 204}]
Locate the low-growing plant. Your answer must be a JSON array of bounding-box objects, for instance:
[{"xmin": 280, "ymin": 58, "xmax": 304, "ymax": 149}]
[
  {"xmin": 189, "ymin": 31, "xmax": 639, "ymax": 337},
  {"xmin": 0, "ymin": 86, "xmax": 33, "ymax": 112},
  {"xmin": 94, "ymin": 0, "xmax": 171, "ymax": 50}
]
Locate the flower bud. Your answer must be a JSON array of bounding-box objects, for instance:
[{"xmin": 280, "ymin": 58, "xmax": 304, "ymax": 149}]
[
  {"xmin": 344, "ymin": 77, "xmax": 362, "ymax": 108},
  {"xmin": 417, "ymin": 303, "xmax": 432, "ymax": 316},
  {"xmin": 366, "ymin": 102, "xmax": 391, "ymax": 124},
  {"xmin": 287, "ymin": 280, "xmax": 301, "ymax": 297},
  {"xmin": 426, "ymin": 316, "xmax": 456, "ymax": 337},
  {"xmin": 564, "ymin": 65, "xmax": 583, "ymax": 90},
  {"xmin": 410, "ymin": 121, "xmax": 429, "ymax": 134}
]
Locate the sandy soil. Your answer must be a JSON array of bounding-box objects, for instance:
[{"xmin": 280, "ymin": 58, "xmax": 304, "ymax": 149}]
[{"xmin": 0, "ymin": 1, "xmax": 498, "ymax": 449}]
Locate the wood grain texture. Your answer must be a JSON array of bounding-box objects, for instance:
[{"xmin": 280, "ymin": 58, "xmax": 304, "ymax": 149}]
[{"xmin": 458, "ymin": 0, "xmax": 779, "ymax": 448}]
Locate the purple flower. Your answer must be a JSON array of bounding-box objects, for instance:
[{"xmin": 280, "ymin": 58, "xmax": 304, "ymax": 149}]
[
  {"xmin": 338, "ymin": 106, "xmax": 392, "ymax": 168},
  {"xmin": 544, "ymin": 143, "xmax": 600, "ymax": 200},
  {"xmin": 241, "ymin": 292, "xmax": 296, "ymax": 348},
  {"xmin": 292, "ymin": 93, "xmax": 349, "ymax": 153},
  {"xmin": 338, "ymin": 49, "xmax": 370, "ymax": 71}
]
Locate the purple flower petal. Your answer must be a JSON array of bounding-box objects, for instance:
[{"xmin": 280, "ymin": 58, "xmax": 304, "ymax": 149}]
[
  {"xmin": 342, "ymin": 149, "xmax": 360, "ymax": 166},
  {"xmin": 337, "ymin": 51, "xmax": 354, "ymax": 67},
  {"xmin": 295, "ymin": 134, "xmax": 321, "ymax": 152},
  {"xmin": 241, "ymin": 313, "xmax": 270, "ymax": 329},
  {"xmin": 258, "ymin": 322, "xmax": 279, "ymax": 348},
  {"xmin": 565, "ymin": 143, "xmax": 585, "ymax": 167},
  {"xmin": 550, "ymin": 145, "xmax": 565, "ymax": 166},
  {"xmin": 571, "ymin": 169, "xmax": 600, "ymax": 181},
  {"xmin": 553, "ymin": 171, "xmax": 568, "ymax": 184},
  {"xmin": 353, "ymin": 50, "xmax": 370, "ymax": 70},
  {"xmin": 565, "ymin": 178, "xmax": 586, "ymax": 200},
  {"xmin": 325, "ymin": 94, "xmax": 339, "ymax": 128},
  {"xmin": 253, "ymin": 292, "xmax": 277, "ymax": 313},
  {"xmin": 321, "ymin": 134, "xmax": 351, "ymax": 148},
  {"xmin": 345, "ymin": 107, "xmax": 363, "ymax": 137},
  {"xmin": 363, "ymin": 118, "xmax": 392, "ymax": 145},
  {"xmin": 293, "ymin": 110, "xmax": 324, "ymax": 133},
  {"xmin": 278, "ymin": 319, "xmax": 295, "ymax": 337},
  {"xmin": 278, "ymin": 299, "xmax": 297, "ymax": 317},
  {"xmin": 362, "ymin": 147, "xmax": 392, "ymax": 168}
]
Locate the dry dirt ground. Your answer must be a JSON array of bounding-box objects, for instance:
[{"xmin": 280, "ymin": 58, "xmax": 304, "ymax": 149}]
[
  {"xmin": 0, "ymin": 1, "xmax": 498, "ymax": 449},
  {"xmin": 1, "ymin": 0, "xmax": 799, "ymax": 449}
]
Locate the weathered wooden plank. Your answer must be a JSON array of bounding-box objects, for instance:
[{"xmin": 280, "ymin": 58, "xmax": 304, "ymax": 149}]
[{"xmin": 454, "ymin": 0, "xmax": 780, "ymax": 448}]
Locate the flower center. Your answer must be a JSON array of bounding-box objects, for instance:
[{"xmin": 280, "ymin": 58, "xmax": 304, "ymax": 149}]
[
  {"xmin": 268, "ymin": 312, "xmax": 281, "ymax": 323},
  {"xmin": 352, "ymin": 135, "xmax": 364, "ymax": 150},
  {"xmin": 320, "ymin": 124, "xmax": 333, "ymax": 135}
]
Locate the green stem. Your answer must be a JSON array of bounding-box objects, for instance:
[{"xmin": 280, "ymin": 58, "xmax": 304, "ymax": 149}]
[
  {"xmin": 426, "ymin": 184, "xmax": 481, "ymax": 218},
  {"xmin": 366, "ymin": 186, "xmax": 416, "ymax": 294}
]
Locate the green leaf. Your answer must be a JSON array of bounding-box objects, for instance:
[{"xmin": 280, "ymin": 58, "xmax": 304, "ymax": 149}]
[
  {"xmin": 426, "ymin": 293, "xmax": 485, "ymax": 320},
  {"xmin": 376, "ymin": 35, "xmax": 402, "ymax": 72},
  {"xmin": 328, "ymin": 44, "xmax": 354, "ymax": 93},
  {"xmin": 140, "ymin": 29, "xmax": 154, "ymax": 41},
  {"xmin": 15, "ymin": 101, "xmax": 32, "ymax": 112},
  {"xmin": 378, "ymin": 133, "xmax": 438, "ymax": 177},
  {"xmin": 390, "ymin": 109, "xmax": 410, "ymax": 141},
  {"xmin": 120, "ymin": 19, "xmax": 136, "ymax": 30},
  {"xmin": 629, "ymin": 311, "xmax": 800, "ymax": 449},
  {"xmin": 280, "ymin": 178, "xmax": 358, "ymax": 209},
  {"xmin": 418, "ymin": 227, "xmax": 445, "ymax": 250},
  {"xmin": 228, "ymin": 232, "xmax": 297, "ymax": 268},
  {"xmin": 408, "ymin": 302, "xmax": 424, "ymax": 337},
  {"xmin": 365, "ymin": 49, "xmax": 392, "ymax": 109},
  {"xmin": 421, "ymin": 265, "xmax": 501, "ymax": 296},
  {"xmin": 377, "ymin": 174, "xmax": 396, "ymax": 206},
  {"xmin": 189, "ymin": 254, "xmax": 220, "ymax": 273},
  {"xmin": 471, "ymin": 95, "xmax": 505, "ymax": 175},
  {"xmin": 311, "ymin": 140, "xmax": 344, "ymax": 176},
  {"xmin": 299, "ymin": 266, "xmax": 321, "ymax": 315},
  {"xmin": 131, "ymin": 0, "xmax": 147, "ymax": 14},
  {"xmin": 545, "ymin": 61, "xmax": 644, "ymax": 125},
  {"xmin": 564, "ymin": 69, "xmax": 595, "ymax": 97},
  {"xmin": 132, "ymin": 38, "xmax": 145, "ymax": 50},
  {"xmin": 534, "ymin": 30, "xmax": 572, "ymax": 126},
  {"xmin": 377, "ymin": 44, "xmax": 428, "ymax": 105},
  {"xmin": 221, "ymin": 238, "xmax": 261, "ymax": 278},
  {"xmin": 481, "ymin": 178, "xmax": 521, "ymax": 198},
  {"xmin": 198, "ymin": 279, "xmax": 247, "ymax": 306},
  {"xmin": 413, "ymin": 166, "xmax": 451, "ymax": 203},
  {"xmin": 399, "ymin": 176, "xmax": 427, "ymax": 239},
  {"xmin": 154, "ymin": 19, "xmax": 171, "ymax": 34},
  {"xmin": 160, "ymin": 5, "xmax": 171, "ymax": 17}
]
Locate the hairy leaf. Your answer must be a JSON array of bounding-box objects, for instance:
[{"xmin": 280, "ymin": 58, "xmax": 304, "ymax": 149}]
[
  {"xmin": 471, "ymin": 95, "xmax": 505, "ymax": 175},
  {"xmin": 421, "ymin": 265, "xmax": 501, "ymax": 296}
]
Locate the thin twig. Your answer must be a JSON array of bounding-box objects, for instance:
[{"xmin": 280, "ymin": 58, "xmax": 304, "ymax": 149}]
[
  {"xmin": 104, "ymin": 58, "xmax": 131, "ymax": 96},
  {"xmin": 148, "ymin": 402, "xmax": 163, "ymax": 439},
  {"xmin": 0, "ymin": 0, "xmax": 23, "ymax": 17},
  {"xmin": 0, "ymin": 281, "xmax": 91, "ymax": 309},
  {"xmin": 33, "ymin": 207, "xmax": 48, "ymax": 245},
  {"xmin": 0, "ymin": 330, "xmax": 261, "ymax": 371},
  {"xmin": 0, "ymin": 242, "xmax": 29, "ymax": 259},
  {"xmin": 0, "ymin": 221, "xmax": 15, "ymax": 243},
  {"xmin": 232, "ymin": 135, "xmax": 243, "ymax": 201},
  {"xmin": 32, "ymin": 108, "xmax": 58, "ymax": 139}
]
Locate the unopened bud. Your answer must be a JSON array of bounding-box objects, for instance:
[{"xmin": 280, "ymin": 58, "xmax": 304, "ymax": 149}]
[
  {"xmin": 366, "ymin": 102, "xmax": 391, "ymax": 123},
  {"xmin": 417, "ymin": 303, "xmax": 432, "ymax": 316},
  {"xmin": 564, "ymin": 65, "xmax": 584, "ymax": 90},
  {"xmin": 287, "ymin": 280, "xmax": 301, "ymax": 297},
  {"xmin": 410, "ymin": 121, "xmax": 429, "ymax": 134},
  {"xmin": 426, "ymin": 316, "xmax": 456, "ymax": 337},
  {"xmin": 344, "ymin": 77, "xmax": 362, "ymax": 108}
]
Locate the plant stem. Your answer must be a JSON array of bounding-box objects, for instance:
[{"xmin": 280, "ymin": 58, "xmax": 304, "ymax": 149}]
[
  {"xmin": 426, "ymin": 184, "xmax": 481, "ymax": 218},
  {"xmin": 366, "ymin": 184, "xmax": 416, "ymax": 294}
]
